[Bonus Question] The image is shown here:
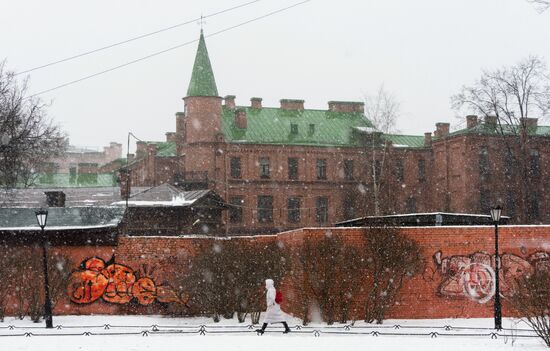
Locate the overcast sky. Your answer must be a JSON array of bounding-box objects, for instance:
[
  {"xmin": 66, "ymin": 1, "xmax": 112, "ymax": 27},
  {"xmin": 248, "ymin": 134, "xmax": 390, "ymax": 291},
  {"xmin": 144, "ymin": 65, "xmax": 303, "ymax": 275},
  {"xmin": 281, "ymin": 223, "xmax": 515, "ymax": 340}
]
[{"xmin": 1, "ymin": 0, "xmax": 549, "ymax": 152}]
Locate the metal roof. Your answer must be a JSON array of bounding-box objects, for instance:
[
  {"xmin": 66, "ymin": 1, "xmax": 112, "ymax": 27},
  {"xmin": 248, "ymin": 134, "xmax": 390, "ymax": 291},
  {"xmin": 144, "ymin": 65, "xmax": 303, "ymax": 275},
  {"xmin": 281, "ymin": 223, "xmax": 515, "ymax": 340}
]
[{"xmin": 0, "ymin": 206, "xmax": 125, "ymax": 230}]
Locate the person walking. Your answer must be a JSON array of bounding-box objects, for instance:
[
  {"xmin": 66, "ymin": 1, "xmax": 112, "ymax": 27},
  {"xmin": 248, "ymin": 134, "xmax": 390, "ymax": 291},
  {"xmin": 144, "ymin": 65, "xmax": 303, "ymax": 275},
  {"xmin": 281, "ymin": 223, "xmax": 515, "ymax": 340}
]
[{"xmin": 256, "ymin": 279, "xmax": 291, "ymax": 335}]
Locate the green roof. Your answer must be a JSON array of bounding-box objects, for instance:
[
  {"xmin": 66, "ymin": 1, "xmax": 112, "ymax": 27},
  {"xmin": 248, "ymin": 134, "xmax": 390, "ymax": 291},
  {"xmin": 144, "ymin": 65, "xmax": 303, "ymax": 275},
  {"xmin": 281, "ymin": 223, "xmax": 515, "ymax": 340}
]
[
  {"xmin": 33, "ymin": 173, "xmax": 118, "ymax": 188},
  {"xmin": 221, "ymin": 106, "xmax": 374, "ymax": 147},
  {"xmin": 144, "ymin": 141, "xmax": 176, "ymax": 157},
  {"xmin": 449, "ymin": 122, "xmax": 550, "ymax": 137},
  {"xmin": 382, "ymin": 134, "xmax": 427, "ymax": 148},
  {"xmin": 186, "ymin": 31, "xmax": 218, "ymax": 97}
]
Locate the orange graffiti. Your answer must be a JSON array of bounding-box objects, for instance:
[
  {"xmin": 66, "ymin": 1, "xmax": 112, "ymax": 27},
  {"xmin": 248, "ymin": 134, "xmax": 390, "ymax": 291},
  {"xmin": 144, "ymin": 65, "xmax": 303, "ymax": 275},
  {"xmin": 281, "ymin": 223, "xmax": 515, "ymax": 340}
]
[{"xmin": 67, "ymin": 257, "xmax": 188, "ymax": 306}]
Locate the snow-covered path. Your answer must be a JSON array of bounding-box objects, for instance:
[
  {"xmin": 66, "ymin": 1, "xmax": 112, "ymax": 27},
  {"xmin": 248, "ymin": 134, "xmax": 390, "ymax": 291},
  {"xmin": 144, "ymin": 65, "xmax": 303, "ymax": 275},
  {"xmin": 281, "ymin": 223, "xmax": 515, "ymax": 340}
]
[{"xmin": 0, "ymin": 315, "xmax": 546, "ymax": 350}]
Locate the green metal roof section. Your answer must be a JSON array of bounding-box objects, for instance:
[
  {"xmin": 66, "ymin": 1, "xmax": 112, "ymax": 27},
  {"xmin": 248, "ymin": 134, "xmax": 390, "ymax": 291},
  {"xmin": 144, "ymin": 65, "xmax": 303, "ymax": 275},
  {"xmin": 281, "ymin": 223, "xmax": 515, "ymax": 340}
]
[
  {"xmin": 33, "ymin": 173, "xmax": 118, "ymax": 188},
  {"xmin": 382, "ymin": 134, "xmax": 427, "ymax": 148},
  {"xmin": 221, "ymin": 106, "xmax": 374, "ymax": 147},
  {"xmin": 186, "ymin": 31, "xmax": 219, "ymax": 97},
  {"xmin": 144, "ymin": 141, "xmax": 176, "ymax": 157},
  {"xmin": 448, "ymin": 122, "xmax": 550, "ymax": 137}
]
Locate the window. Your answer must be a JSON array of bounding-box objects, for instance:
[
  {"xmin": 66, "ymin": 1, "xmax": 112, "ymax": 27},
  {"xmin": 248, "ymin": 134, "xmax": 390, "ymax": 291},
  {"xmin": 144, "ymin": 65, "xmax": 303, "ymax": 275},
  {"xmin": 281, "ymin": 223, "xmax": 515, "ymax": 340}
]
[
  {"xmin": 505, "ymin": 190, "xmax": 516, "ymax": 220},
  {"xmin": 259, "ymin": 157, "xmax": 270, "ymax": 178},
  {"xmin": 316, "ymin": 159, "xmax": 327, "ymax": 180},
  {"xmin": 257, "ymin": 195, "xmax": 273, "ymax": 223},
  {"xmin": 287, "ymin": 197, "xmax": 301, "ymax": 223},
  {"xmin": 308, "ymin": 124, "xmax": 315, "ymax": 135},
  {"xmin": 230, "ymin": 157, "xmax": 241, "ymax": 179},
  {"xmin": 530, "ymin": 149, "xmax": 540, "ymax": 178},
  {"xmin": 343, "ymin": 196, "xmax": 356, "ymax": 220},
  {"xmin": 316, "ymin": 197, "xmax": 329, "ymax": 224},
  {"xmin": 374, "ymin": 160, "xmax": 382, "ymax": 180},
  {"xmin": 504, "ymin": 149, "xmax": 515, "ymax": 179},
  {"xmin": 418, "ymin": 158, "xmax": 426, "ymax": 182},
  {"xmin": 229, "ymin": 197, "xmax": 243, "ymax": 223},
  {"xmin": 529, "ymin": 192, "xmax": 540, "ymax": 221},
  {"xmin": 288, "ymin": 157, "xmax": 299, "ymax": 180},
  {"xmin": 395, "ymin": 159, "xmax": 404, "ymax": 182},
  {"xmin": 406, "ymin": 197, "xmax": 417, "ymax": 213},
  {"xmin": 479, "ymin": 188, "xmax": 491, "ymax": 213},
  {"xmin": 344, "ymin": 160, "xmax": 354, "ymax": 180},
  {"xmin": 479, "ymin": 146, "xmax": 490, "ymax": 180},
  {"xmin": 290, "ymin": 123, "xmax": 298, "ymax": 134}
]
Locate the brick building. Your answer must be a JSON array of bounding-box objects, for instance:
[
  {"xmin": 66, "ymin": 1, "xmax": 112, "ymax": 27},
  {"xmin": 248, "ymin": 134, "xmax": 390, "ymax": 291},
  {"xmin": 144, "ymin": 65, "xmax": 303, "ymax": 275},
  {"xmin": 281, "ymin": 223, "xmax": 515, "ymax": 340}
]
[{"xmin": 123, "ymin": 32, "xmax": 549, "ymax": 233}]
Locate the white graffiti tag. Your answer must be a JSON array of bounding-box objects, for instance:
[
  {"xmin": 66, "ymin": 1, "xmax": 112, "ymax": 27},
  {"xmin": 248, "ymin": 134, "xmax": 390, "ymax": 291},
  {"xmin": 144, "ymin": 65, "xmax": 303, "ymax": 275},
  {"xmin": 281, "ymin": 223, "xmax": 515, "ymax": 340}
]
[{"xmin": 461, "ymin": 263, "xmax": 495, "ymax": 304}]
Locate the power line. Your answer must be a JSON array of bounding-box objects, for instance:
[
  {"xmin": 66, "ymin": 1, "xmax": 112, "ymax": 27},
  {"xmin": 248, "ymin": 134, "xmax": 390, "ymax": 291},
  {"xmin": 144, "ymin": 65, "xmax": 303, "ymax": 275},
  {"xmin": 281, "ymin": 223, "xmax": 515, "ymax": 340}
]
[
  {"xmin": 26, "ymin": 0, "xmax": 311, "ymax": 99},
  {"xmin": 14, "ymin": 0, "xmax": 263, "ymax": 76}
]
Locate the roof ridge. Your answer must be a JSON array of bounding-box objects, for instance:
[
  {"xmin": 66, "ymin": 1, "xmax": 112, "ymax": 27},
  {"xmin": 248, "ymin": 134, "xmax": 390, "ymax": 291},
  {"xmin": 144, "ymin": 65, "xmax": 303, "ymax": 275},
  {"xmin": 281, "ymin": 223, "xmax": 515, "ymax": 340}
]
[{"xmin": 230, "ymin": 105, "xmax": 365, "ymax": 113}]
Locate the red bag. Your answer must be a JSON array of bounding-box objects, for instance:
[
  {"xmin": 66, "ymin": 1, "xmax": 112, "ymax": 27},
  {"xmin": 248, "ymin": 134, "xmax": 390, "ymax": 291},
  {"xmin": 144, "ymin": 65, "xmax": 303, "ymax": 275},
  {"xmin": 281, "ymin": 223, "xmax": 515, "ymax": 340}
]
[{"xmin": 275, "ymin": 290, "xmax": 283, "ymax": 304}]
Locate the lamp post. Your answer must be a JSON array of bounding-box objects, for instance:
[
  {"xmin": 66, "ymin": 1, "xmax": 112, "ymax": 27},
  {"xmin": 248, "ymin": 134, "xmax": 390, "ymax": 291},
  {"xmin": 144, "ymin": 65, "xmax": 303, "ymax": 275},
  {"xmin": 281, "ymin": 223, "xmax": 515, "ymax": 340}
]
[
  {"xmin": 490, "ymin": 205, "xmax": 502, "ymax": 330},
  {"xmin": 35, "ymin": 208, "xmax": 53, "ymax": 329}
]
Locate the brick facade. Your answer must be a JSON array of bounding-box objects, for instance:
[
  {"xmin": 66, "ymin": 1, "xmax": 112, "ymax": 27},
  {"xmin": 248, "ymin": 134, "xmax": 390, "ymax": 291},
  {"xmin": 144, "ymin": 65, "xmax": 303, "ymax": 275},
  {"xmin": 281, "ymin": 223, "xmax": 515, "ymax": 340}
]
[
  {"xmin": 3, "ymin": 225, "xmax": 549, "ymax": 319},
  {"xmin": 121, "ymin": 34, "xmax": 549, "ymax": 232}
]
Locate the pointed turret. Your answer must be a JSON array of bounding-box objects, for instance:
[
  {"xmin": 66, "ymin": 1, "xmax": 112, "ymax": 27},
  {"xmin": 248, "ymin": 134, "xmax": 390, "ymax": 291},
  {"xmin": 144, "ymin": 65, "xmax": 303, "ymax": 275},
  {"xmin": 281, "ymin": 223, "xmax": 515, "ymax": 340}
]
[{"xmin": 186, "ymin": 31, "xmax": 219, "ymax": 97}]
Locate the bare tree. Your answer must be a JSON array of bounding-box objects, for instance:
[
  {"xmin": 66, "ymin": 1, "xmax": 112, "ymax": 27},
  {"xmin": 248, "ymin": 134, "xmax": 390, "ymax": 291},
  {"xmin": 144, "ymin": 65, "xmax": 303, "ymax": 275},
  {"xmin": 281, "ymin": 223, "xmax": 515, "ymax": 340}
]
[
  {"xmin": 363, "ymin": 225, "xmax": 422, "ymax": 324},
  {"xmin": 508, "ymin": 270, "xmax": 550, "ymax": 347},
  {"xmin": 528, "ymin": 0, "xmax": 550, "ymax": 12},
  {"xmin": 451, "ymin": 56, "xmax": 550, "ymax": 222},
  {"xmin": 0, "ymin": 61, "xmax": 66, "ymax": 190},
  {"xmin": 363, "ymin": 85, "xmax": 400, "ymax": 215}
]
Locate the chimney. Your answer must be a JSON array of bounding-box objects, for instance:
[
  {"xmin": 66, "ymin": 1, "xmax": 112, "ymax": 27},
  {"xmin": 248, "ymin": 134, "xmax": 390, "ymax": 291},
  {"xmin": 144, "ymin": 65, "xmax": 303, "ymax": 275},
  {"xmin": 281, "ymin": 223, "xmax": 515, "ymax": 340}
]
[
  {"xmin": 250, "ymin": 97, "xmax": 262, "ymax": 109},
  {"xmin": 234, "ymin": 108, "xmax": 247, "ymax": 129},
  {"xmin": 104, "ymin": 142, "xmax": 122, "ymax": 161},
  {"xmin": 328, "ymin": 101, "xmax": 365, "ymax": 113},
  {"xmin": 165, "ymin": 132, "xmax": 177, "ymax": 143},
  {"xmin": 136, "ymin": 141, "xmax": 147, "ymax": 158},
  {"xmin": 520, "ymin": 117, "xmax": 538, "ymax": 129},
  {"xmin": 484, "ymin": 115, "xmax": 498, "ymax": 125},
  {"xmin": 119, "ymin": 169, "xmax": 131, "ymax": 200},
  {"xmin": 44, "ymin": 191, "xmax": 66, "ymax": 207},
  {"xmin": 466, "ymin": 115, "xmax": 478, "ymax": 129},
  {"xmin": 280, "ymin": 99, "xmax": 304, "ymax": 110},
  {"xmin": 424, "ymin": 132, "xmax": 432, "ymax": 147},
  {"xmin": 434, "ymin": 122, "xmax": 450, "ymax": 138},
  {"xmin": 224, "ymin": 95, "xmax": 236, "ymax": 109}
]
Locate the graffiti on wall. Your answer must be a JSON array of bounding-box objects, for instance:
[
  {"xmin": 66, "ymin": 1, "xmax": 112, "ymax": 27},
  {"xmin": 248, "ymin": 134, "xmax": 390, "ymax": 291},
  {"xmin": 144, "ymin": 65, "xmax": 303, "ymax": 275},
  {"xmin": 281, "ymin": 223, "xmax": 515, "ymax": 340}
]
[
  {"xmin": 426, "ymin": 250, "xmax": 550, "ymax": 304},
  {"xmin": 67, "ymin": 256, "xmax": 189, "ymax": 306}
]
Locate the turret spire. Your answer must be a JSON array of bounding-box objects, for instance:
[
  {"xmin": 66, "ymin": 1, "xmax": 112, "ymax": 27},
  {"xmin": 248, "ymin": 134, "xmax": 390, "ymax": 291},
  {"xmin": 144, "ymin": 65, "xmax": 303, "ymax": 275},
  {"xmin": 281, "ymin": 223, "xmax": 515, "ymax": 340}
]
[{"xmin": 186, "ymin": 31, "xmax": 218, "ymax": 97}]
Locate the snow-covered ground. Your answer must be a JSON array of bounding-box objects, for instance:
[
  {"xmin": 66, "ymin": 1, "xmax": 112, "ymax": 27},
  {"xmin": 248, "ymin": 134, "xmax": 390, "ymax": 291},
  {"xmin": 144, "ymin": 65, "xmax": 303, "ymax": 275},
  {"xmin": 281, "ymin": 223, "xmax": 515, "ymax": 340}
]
[{"xmin": 0, "ymin": 315, "xmax": 546, "ymax": 350}]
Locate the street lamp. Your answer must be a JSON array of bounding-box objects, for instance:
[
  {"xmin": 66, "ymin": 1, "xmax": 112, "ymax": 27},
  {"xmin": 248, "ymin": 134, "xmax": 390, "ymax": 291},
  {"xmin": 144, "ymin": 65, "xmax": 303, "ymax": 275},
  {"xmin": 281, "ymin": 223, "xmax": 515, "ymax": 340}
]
[
  {"xmin": 490, "ymin": 205, "xmax": 502, "ymax": 330},
  {"xmin": 35, "ymin": 208, "xmax": 54, "ymax": 329}
]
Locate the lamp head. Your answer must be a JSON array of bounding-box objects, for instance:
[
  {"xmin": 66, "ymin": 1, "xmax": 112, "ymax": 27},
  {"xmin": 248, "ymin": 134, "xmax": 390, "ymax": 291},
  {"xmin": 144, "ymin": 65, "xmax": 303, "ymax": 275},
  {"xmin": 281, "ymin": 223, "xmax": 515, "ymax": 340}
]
[
  {"xmin": 490, "ymin": 205, "xmax": 502, "ymax": 223},
  {"xmin": 35, "ymin": 208, "xmax": 48, "ymax": 229}
]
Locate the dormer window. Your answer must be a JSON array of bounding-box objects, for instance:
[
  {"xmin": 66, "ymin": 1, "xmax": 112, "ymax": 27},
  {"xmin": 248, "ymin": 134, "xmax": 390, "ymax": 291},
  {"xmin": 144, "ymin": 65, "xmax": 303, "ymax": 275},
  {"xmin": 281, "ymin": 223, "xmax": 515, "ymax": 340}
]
[{"xmin": 290, "ymin": 123, "xmax": 298, "ymax": 135}]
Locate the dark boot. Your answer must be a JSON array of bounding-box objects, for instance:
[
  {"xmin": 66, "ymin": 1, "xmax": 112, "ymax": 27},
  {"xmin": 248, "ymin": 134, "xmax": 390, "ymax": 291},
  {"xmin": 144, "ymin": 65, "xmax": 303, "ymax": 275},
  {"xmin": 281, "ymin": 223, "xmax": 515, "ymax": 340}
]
[
  {"xmin": 282, "ymin": 322, "xmax": 291, "ymax": 333},
  {"xmin": 256, "ymin": 323, "xmax": 267, "ymax": 335}
]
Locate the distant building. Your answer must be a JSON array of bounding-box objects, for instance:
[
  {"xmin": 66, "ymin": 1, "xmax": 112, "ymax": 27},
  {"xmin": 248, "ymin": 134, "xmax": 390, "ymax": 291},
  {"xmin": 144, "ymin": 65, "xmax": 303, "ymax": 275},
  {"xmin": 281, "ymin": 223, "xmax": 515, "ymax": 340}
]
[
  {"xmin": 121, "ymin": 31, "xmax": 549, "ymax": 234},
  {"xmin": 36, "ymin": 142, "xmax": 123, "ymax": 188}
]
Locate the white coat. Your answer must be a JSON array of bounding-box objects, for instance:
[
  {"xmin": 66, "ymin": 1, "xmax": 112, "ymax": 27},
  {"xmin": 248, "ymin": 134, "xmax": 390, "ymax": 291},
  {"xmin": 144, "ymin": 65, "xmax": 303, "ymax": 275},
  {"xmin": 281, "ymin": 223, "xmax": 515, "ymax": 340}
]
[{"xmin": 262, "ymin": 279, "xmax": 286, "ymax": 324}]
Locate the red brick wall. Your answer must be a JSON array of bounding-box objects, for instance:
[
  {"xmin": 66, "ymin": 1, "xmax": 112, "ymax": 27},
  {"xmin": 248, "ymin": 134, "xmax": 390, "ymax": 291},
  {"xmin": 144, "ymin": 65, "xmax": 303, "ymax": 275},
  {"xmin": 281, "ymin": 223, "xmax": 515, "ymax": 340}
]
[{"xmin": 7, "ymin": 225, "xmax": 547, "ymax": 319}]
